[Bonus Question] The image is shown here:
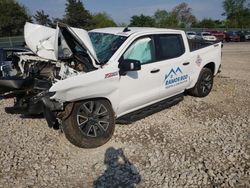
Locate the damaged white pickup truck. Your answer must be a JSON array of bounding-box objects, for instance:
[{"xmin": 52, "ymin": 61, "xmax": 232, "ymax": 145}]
[{"xmin": 0, "ymin": 22, "xmax": 221, "ymax": 148}]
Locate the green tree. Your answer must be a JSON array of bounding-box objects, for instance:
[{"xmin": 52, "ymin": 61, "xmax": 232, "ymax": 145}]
[
  {"xmin": 92, "ymin": 12, "xmax": 116, "ymax": 28},
  {"xmin": 153, "ymin": 3, "xmax": 196, "ymax": 28},
  {"xmin": 242, "ymin": 8, "xmax": 250, "ymax": 27},
  {"xmin": 195, "ymin": 18, "xmax": 216, "ymax": 28},
  {"xmin": 63, "ymin": 0, "xmax": 92, "ymax": 29},
  {"xmin": 213, "ymin": 20, "xmax": 225, "ymax": 28},
  {"xmin": 154, "ymin": 10, "xmax": 169, "ymax": 27},
  {"xmin": 172, "ymin": 2, "xmax": 197, "ymax": 28},
  {"xmin": 0, "ymin": 0, "xmax": 31, "ymax": 36},
  {"xmin": 33, "ymin": 10, "xmax": 52, "ymax": 26},
  {"xmin": 154, "ymin": 9, "xmax": 178, "ymax": 28},
  {"xmin": 129, "ymin": 14, "xmax": 155, "ymax": 27},
  {"xmin": 222, "ymin": 0, "xmax": 249, "ymax": 28}
]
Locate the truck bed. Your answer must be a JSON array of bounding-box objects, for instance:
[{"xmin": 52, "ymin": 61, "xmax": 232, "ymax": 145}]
[{"xmin": 188, "ymin": 39, "xmax": 220, "ymax": 52}]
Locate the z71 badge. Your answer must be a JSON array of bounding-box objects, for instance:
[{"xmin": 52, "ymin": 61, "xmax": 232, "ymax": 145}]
[{"xmin": 105, "ymin": 72, "xmax": 118, "ymax": 79}]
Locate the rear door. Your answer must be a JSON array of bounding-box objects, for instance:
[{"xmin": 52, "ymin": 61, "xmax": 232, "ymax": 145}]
[{"xmin": 155, "ymin": 34, "xmax": 192, "ymax": 95}]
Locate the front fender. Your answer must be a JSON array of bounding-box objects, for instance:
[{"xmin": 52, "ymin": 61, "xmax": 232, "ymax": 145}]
[{"xmin": 50, "ymin": 67, "xmax": 120, "ymax": 104}]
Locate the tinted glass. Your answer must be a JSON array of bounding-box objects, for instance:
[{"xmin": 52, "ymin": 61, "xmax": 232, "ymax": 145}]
[{"xmin": 157, "ymin": 34, "xmax": 185, "ymax": 60}]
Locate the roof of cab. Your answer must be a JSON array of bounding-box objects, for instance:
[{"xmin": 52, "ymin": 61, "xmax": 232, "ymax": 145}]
[{"xmin": 90, "ymin": 27, "xmax": 182, "ymax": 36}]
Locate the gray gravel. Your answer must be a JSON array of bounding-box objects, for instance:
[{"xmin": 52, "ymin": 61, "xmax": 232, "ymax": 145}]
[{"xmin": 0, "ymin": 42, "xmax": 250, "ymax": 187}]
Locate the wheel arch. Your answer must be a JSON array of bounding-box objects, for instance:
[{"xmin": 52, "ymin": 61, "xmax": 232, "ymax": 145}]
[
  {"xmin": 77, "ymin": 97, "xmax": 115, "ymax": 114},
  {"xmin": 87, "ymin": 97, "xmax": 113, "ymax": 106},
  {"xmin": 61, "ymin": 97, "xmax": 115, "ymax": 121},
  {"xmin": 203, "ymin": 62, "xmax": 216, "ymax": 75},
  {"xmin": 187, "ymin": 62, "xmax": 216, "ymax": 90}
]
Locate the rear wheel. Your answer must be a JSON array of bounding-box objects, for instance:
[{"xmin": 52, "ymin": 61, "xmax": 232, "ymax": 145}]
[
  {"xmin": 62, "ymin": 99, "xmax": 115, "ymax": 148},
  {"xmin": 189, "ymin": 67, "xmax": 214, "ymax": 97}
]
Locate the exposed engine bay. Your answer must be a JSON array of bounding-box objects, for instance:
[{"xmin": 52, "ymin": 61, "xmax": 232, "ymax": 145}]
[
  {"xmin": 0, "ymin": 50, "xmax": 94, "ymax": 124},
  {"xmin": 0, "ymin": 23, "xmax": 97, "ymax": 128},
  {"xmin": 0, "ymin": 22, "xmax": 132, "ymax": 148},
  {"xmin": 2, "ymin": 51, "xmax": 94, "ymax": 82},
  {"xmin": 0, "ymin": 21, "xmax": 129, "ymax": 134}
]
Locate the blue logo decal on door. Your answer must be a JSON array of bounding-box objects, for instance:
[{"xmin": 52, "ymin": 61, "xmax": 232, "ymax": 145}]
[{"xmin": 164, "ymin": 67, "xmax": 188, "ymax": 88}]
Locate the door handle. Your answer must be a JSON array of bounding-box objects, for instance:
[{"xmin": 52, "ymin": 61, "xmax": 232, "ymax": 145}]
[
  {"xmin": 183, "ymin": 62, "xmax": 190, "ymax": 66},
  {"xmin": 150, "ymin": 69, "xmax": 160, "ymax": 73}
]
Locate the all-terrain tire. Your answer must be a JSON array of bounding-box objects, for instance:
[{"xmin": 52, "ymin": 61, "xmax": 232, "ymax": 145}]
[
  {"xmin": 189, "ymin": 67, "xmax": 214, "ymax": 97},
  {"xmin": 62, "ymin": 99, "xmax": 115, "ymax": 148}
]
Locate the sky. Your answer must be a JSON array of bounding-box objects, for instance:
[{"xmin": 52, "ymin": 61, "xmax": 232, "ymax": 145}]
[{"xmin": 17, "ymin": 0, "xmax": 225, "ymax": 24}]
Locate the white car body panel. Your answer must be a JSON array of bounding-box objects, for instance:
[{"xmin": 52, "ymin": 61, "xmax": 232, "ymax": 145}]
[
  {"xmin": 24, "ymin": 22, "xmax": 57, "ymax": 61},
  {"xmin": 65, "ymin": 26, "xmax": 99, "ymax": 63},
  {"xmin": 186, "ymin": 31, "xmax": 197, "ymax": 39},
  {"xmin": 203, "ymin": 36, "xmax": 217, "ymax": 41},
  {"xmin": 115, "ymin": 31, "xmax": 193, "ymax": 117},
  {"xmin": 201, "ymin": 32, "xmax": 217, "ymax": 41},
  {"xmin": 186, "ymin": 43, "xmax": 222, "ymax": 89},
  {"xmin": 24, "ymin": 22, "xmax": 99, "ymax": 63},
  {"xmin": 24, "ymin": 24, "xmax": 221, "ymax": 118},
  {"xmin": 245, "ymin": 34, "xmax": 250, "ymax": 40},
  {"xmin": 50, "ymin": 63, "xmax": 121, "ymax": 114}
]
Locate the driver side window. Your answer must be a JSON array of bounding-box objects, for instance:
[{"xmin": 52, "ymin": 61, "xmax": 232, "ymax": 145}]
[{"xmin": 123, "ymin": 37, "xmax": 155, "ymax": 64}]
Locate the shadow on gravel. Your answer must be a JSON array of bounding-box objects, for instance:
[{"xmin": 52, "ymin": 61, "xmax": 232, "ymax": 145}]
[
  {"xmin": 20, "ymin": 114, "xmax": 44, "ymax": 119},
  {"xmin": 93, "ymin": 147, "xmax": 141, "ymax": 188}
]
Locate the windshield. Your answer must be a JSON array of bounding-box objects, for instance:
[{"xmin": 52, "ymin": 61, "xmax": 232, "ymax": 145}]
[{"xmin": 89, "ymin": 32, "xmax": 128, "ymax": 64}]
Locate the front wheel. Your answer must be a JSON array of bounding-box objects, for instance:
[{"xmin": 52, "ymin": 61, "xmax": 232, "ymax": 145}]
[
  {"xmin": 189, "ymin": 68, "xmax": 214, "ymax": 97},
  {"xmin": 62, "ymin": 99, "xmax": 115, "ymax": 148}
]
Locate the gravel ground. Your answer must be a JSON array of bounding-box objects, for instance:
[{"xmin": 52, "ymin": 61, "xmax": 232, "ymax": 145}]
[{"xmin": 0, "ymin": 42, "xmax": 250, "ymax": 188}]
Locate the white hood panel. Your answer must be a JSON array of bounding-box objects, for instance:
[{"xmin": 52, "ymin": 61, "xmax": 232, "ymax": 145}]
[
  {"xmin": 24, "ymin": 22, "xmax": 99, "ymax": 63},
  {"xmin": 24, "ymin": 22, "xmax": 57, "ymax": 60},
  {"xmin": 69, "ymin": 27, "xmax": 98, "ymax": 62}
]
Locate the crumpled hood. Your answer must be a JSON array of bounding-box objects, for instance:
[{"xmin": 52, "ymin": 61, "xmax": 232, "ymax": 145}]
[
  {"xmin": 24, "ymin": 22, "xmax": 57, "ymax": 60},
  {"xmin": 24, "ymin": 22, "xmax": 99, "ymax": 63}
]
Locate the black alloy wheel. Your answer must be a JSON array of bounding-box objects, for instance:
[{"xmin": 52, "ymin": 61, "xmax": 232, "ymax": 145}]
[
  {"xmin": 62, "ymin": 99, "xmax": 115, "ymax": 148},
  {"xmin": 189, "ymin": 67, "xmax": 214, "ymax": 97},
  {"xmin": 200, "ymin": 71, "xmax": 213, "ymax": 95},
  {"xmin": 76, "ymin": 101, "xmax": 110, "ymax": 138}
]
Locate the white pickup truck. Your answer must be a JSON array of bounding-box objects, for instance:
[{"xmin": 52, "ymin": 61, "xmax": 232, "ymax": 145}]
[{"xmin": 0, "ymin": 23, "xmax": 221, "ymax": 148}]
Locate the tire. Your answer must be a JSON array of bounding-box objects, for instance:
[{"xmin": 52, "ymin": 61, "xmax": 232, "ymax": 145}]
[
  {"xmin": 189, "ymin": 67, "xmax": 214, "ymax": 97},
  {"xmin": 62, "ymin": 99, "xmax": 115, "ymax": 148}
]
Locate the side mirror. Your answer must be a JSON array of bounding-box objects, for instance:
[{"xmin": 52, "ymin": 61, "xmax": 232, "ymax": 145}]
[{"xmin": 118, "ymin": 59, "xmax": 141, "ymax": 75}]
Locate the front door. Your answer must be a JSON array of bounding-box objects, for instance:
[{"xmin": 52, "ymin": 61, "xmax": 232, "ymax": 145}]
[{"xmin": 117, "ymin": 36, "xmax": 157, "ymax": 115}]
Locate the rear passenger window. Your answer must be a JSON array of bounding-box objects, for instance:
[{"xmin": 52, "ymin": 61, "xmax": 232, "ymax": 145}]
[{"xmin": 157, "ymin": 34, "xmax": 185, "ymax": 60}]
